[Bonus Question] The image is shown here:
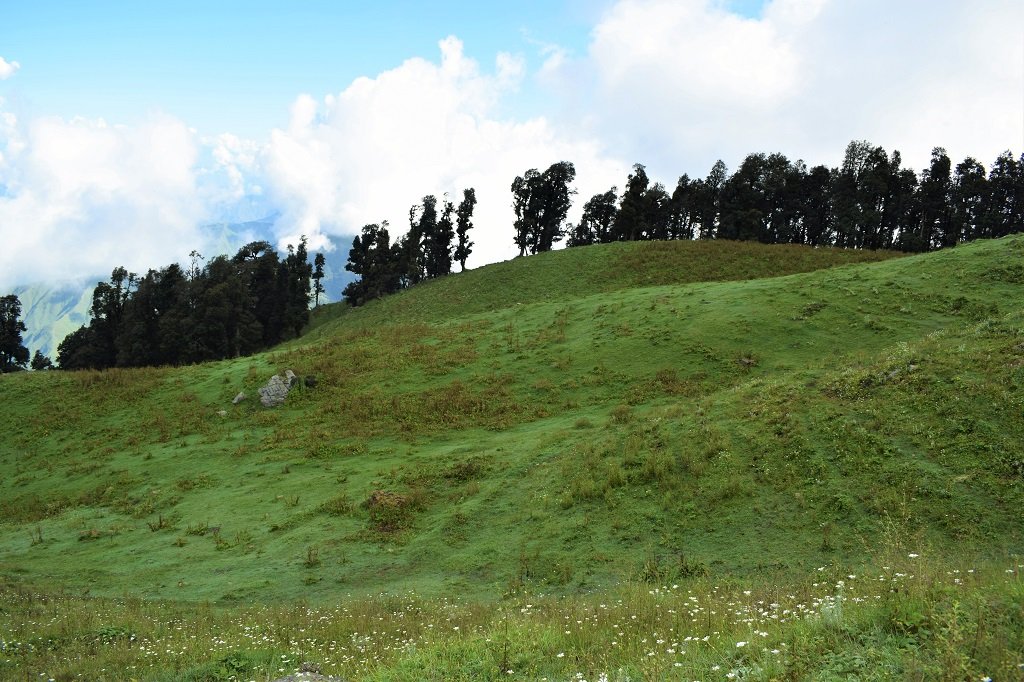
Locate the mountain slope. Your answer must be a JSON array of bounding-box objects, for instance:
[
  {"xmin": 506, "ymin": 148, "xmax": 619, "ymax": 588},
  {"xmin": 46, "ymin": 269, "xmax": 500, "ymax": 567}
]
[{"xmin": 0, "ymin": 236, "xmax": 1021, "ymax": 603}]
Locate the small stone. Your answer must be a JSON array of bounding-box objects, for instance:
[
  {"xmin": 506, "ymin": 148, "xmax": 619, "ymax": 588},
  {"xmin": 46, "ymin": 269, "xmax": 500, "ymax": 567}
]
[{"xmin": 232, "ymin": 391, "xmax": 246, "ymax": 404}]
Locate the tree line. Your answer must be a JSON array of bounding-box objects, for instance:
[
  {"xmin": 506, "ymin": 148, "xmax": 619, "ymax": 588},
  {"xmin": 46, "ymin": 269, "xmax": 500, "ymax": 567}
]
[
  {"xmin": 52, "ymin": 239, "xmax": 323, "ymax": 370},
  {"xmin": 343, "ymin": 188, "xmax": 477, "ymax": 306},
  {"xmin": 514, "ymin": 142, "xmax": 1023, "ymax": 254}
]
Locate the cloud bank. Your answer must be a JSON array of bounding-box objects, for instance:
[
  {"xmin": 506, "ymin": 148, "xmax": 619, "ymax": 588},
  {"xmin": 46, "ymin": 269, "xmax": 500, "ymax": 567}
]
[
  {"xmin": 1, "ymin": 0, "xmax": 1022, "ymax": 291},
  {"xmin": 0, "ymin": 111, "xmax": 209, "ymax": 288},
  {"xmin": 576, "ymin": 0, "xmax": 1024, "ymax": 176}
]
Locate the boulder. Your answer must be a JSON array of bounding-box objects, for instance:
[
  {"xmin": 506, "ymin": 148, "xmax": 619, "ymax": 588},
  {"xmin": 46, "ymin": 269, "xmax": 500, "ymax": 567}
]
[
  {"xmin": 286, "ymin": 369, "xmax": 299, "ymax": 389},
  {"xmin": 259, "ymin": 375, "xmax": 291, "ymax": 407}
]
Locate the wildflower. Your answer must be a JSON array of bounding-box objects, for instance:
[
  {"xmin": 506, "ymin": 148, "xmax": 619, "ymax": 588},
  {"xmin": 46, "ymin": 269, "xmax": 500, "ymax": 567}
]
[
  {"xmin": 736, "ymin": 641, "xmax": 747, "ymax": 648},
  {"xmin": 557, "ymin": 652, "xmax": 565, "ymax": 658},
  {"xmin": 908, "ymin": 553, "xmax": 919, "ymax": 559}
]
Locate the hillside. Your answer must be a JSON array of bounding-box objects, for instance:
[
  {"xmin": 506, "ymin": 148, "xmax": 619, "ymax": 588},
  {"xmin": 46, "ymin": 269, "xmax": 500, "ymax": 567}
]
[
  {"xmin": 2, "ymin": 236, "xmax": 1024, "ymax": 679},
  {"xmin": 2, "ymin": 236, "xmax": 1021, "ymax": 607}
]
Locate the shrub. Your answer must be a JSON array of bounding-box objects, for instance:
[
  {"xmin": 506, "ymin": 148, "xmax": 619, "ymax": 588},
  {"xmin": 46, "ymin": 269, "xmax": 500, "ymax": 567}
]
[
  {"xmin": 364, "ymin": 490, "xmax": 414, "ymax": 532},
  {"xmin": 609, "ymin": 405, "xmax": 633, "ymax": 424}
]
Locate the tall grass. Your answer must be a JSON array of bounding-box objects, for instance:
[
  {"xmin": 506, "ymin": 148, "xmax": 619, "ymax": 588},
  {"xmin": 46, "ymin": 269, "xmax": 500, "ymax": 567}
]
[{"xmin": 1, "ymin": 557, "xmax": 1021, "ymax": 680}]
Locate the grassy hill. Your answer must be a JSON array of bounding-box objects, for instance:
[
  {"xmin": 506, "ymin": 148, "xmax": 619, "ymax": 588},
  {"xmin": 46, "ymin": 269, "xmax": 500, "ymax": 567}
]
[{"xmin": 1, "ymin": 236, "xmax": 1023, "ymax": 680}]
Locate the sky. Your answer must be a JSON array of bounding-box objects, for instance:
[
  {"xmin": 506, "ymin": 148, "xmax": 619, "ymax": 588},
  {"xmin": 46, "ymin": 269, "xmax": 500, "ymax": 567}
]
[{"xmin": 1, "ymin": 0, "xmax": 1022, "ymax": 290}]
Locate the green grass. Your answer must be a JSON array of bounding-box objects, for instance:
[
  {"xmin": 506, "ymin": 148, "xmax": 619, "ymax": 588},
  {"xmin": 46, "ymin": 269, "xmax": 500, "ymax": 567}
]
[
  {"xmin": 1, "ymin": 235, "xmax": 1022, "ymax": 679},
  {"xmin": 3, "ymin": 557, "xmax": 1023, "ymax": 680}
]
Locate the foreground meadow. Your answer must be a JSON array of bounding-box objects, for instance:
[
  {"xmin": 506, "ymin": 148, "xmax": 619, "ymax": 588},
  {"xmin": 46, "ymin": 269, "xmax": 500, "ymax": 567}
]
[{"xmin": 3, "ymin": 554, "xmax": 1022, "ymax": 681}]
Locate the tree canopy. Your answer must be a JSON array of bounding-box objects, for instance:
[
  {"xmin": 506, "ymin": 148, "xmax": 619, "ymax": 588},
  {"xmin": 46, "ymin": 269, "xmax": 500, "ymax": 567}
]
[
  {"xmin": 57, "ymin": 239, "xmax": 321, "ymax": 370},
  {"xmin": 565, "ymin": 142, "xmax": 1024, "ymax": 253},
  {"xmin": 512, "ymin": 162, "xmax": 577, "ymax": 256},
  {"xmin": 342, "ymin": 187, "xmax": 477, "ymax": 306}
]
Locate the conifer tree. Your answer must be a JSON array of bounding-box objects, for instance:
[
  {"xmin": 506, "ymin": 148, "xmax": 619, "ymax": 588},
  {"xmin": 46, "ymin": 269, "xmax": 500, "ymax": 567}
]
[
  {"xmin": 454, "ymin": 188, "xmax": 477, "ymax": 272},
  {"xmin": 0, "ymin": 294, "xmax": 30, "ymax": 372}
]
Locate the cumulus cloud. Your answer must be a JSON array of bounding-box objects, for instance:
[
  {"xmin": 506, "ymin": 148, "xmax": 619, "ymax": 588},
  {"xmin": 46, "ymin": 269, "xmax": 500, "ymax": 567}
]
[
  {"xmin": 262, "ymin": 36, "xmax": 627, "ymax": 265},
  {"xmin": 0, "ymin": 36, "xmax": 630, "ymax": 289},
  {"xmin": 577, "ymin": 0, "xmax": 1024, "ymax": 177},
  {"xmin": 0, "ymin": 56, "xmax": 19, "ymax": 80},
  {"xmin": 0, "ymin": 110, "xmax": 210, "ymax": 289}
]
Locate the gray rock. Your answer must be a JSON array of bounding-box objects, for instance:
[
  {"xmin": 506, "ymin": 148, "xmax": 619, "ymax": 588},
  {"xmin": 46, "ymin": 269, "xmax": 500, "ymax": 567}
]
[
  {"xmin": 231, "ymin": 391, "xmax": 246, "ymax": 405},
  {"xmin": 271, "ymin": 661, "xmax": 343, "ymax": 682},
  {"xmin": 271, "ymin": 674, "xmax": 343, "ymax": 682},
  {"xmin": 259, "ymin": 375, "xmax": 291, "ymax": 407},
  {"xmin": 286, "ymin": 369, "xmax": 300, "ymax": 389}
]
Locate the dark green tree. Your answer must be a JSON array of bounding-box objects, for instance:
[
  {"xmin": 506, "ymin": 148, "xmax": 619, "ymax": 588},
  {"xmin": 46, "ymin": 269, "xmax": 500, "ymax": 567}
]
[
  {"xmin": 30, "ymin": 350, "xmax": 53, "ymax": 371},
  {"xmin": 717, "ymin": 152, "xmax": 798, "ymax": 244},
  {"xmin": 667, "ymin": 175, "xmax": 696, "ymax": 240},
  {"xmin": 56, "ymin": 325, "xmax": 102, "ymax": 370},
  {"xmin": 800, "ymin": 165, "xmax": 834, "ymax": 246},
  {"xmin": 343, "ymin": 222, "xmax": 401, "ymax": 306},
  {"xmin": 416, "ymin": 195, "xmax": 440, "ymax": 277},
  {"xmin": 454, "ymin": 187, "xmax": 477, "ymax": 271},
  {"xmin": 695, "ymin": 160, "xmax": 727, "ymax": 239},
  {"xmin": 981, "ymin": 151, "xmax": 1024, "ymax": 238},
  {"xmin": 0, "ymin": 294, "xmax": 30, "ymax": 372},
  {"xmin": 116, "ymin": 269, "xmax": 165, "ymax": 367},
  {"xmin": 568, "ymin": 187, "xmax": 618, "ymax": 247},
  {"xmin": 284, "ymin": 236, "xmax": 314, "ymax": 337},
  {"xmin": 511, "ymin": 161, "xmax": 576, "ymax": 255},
  {"xmin": 399, "ymin": 204, "xmax": 425, "ymax": 287},
  {"xmin": 312, "ymin": 252, "xmax": 326, "ymax": 306},
  {"xmin": 233, "ymin": 241, "xmax": 284, "ymax": 347},
  {"xmin": 511, "ymin": 168, "xmax": 542, "ymax": 256},
  {"xmin": 425, "ymin": 196, "xmax": 455, "ymax": 278},
  {"xmin": 909, "ymin": 147, "xmax": 952, "ymax": 251},
  {"xmin": 950, "ymin": 157, "xmax": 988, "ymax": 244},
  {"xmin": 82, "ymin": 267, "xmax": 136, "ymax": 369},
  {"xmin": 613, "ymin": 164, "xmax": 651, "ymax": 241}
]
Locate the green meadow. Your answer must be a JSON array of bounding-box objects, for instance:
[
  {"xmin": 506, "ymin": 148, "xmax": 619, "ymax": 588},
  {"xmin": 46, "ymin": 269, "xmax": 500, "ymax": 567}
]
[{"xmin": 2, "ymin": 236, "xmax": 1023, "ymax": 680}]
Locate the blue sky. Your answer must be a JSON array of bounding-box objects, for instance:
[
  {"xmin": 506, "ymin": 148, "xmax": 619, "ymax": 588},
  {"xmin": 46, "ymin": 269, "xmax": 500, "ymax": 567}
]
[
  {"xmin": 0, "ymin": 0, "xmax": 1021, "ymax": 288},
  {"xmin": 2, "ymin": 1, "xmax": 608, "ymax": 136}
]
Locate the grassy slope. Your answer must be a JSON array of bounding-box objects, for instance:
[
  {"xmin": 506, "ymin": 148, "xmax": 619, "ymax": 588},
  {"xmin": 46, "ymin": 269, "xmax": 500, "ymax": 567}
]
[{"xmin": 1, "ymin": 237, "xmax": 1022, "ymax": 610}]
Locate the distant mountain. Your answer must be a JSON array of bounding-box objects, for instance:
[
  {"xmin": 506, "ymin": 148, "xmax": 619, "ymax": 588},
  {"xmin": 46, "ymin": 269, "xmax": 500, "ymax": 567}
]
[
  {"xmin": 13, "ymin": 283, "xmax": 95, "ymax": 363},
  {"xmin": 12, "ymin": 216, "xmax": 355, "ymax": 362}
]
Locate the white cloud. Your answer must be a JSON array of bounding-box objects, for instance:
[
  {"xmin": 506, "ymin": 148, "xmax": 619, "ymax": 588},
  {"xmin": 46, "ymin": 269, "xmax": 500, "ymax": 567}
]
[
  {"xmin": 577, "ymin": 0, "xmax": 1024, "ymax": 177},
  {"xmin": 0, "ymin": 56, "xmax": 19, "ymax": 80},
  {"xmin": 0, "ymin": 37, "xmax": 629, "ymax": 290},
  {"xmin": 200, "ymin": 132, "xmax": 264, "ymax": 206},
  {"xmin": 0, "ymin": 110, "xmax": 210, "ymax": 289},
  {"xmin": 262, "ymin": 36, "xmax": 627, "ymax": 266}
]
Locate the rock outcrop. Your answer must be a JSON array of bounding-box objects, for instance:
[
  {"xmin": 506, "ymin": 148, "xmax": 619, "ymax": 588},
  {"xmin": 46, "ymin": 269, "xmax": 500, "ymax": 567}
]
[
  {"xmin": 253, "ymin": 369, "xmax": 314, "ymax": 407},
  {"xmin": 258, "ymin": 373, "xmax": 292, "ymax": 407}
]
